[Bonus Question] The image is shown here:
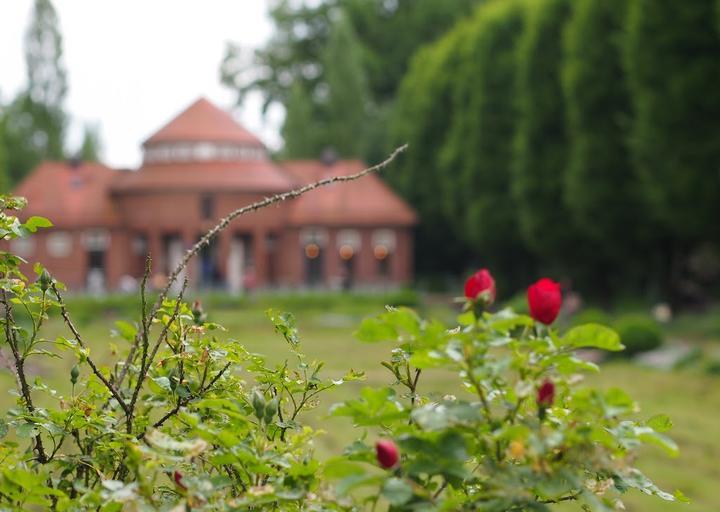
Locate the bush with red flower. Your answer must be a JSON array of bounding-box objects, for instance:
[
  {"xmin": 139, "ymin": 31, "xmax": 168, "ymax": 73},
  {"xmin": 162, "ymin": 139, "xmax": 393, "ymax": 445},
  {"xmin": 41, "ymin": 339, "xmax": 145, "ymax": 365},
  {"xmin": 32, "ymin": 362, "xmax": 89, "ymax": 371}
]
[{"xmin": 330, "ymin": 268, "xmax": 683, "ymax": 510}]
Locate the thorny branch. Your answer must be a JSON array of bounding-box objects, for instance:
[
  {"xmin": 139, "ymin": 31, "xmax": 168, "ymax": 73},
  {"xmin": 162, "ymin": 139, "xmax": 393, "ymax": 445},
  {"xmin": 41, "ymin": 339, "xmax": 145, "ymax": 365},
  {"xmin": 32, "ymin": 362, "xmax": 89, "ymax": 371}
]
[
  {"xmin": 50, "ymin": 283, "xmax": 131, "ymax": 416},
  {"xmin": 1, "ymin": 290, "xmax": 48, "ymax": 464}
]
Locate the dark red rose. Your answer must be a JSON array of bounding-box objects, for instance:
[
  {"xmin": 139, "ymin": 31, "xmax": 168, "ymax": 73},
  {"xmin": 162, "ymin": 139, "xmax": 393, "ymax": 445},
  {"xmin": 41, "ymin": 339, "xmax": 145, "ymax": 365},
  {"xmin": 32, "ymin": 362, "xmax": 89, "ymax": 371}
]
[
  {"xmin": 537, "ymin": 379, "xmax": 555, "ymax": 408},
  {"xmin": 375, "ymin": 439, "xmax": 399, "ymax": 469},
  {"xmin": 173, "ymin": 470, "xmax": 187, "ymax": 490},
  {"xmin": 527, "ymin": 278, "xmax": 562, "ymax": 325},
  {"xmin": 464, "ymin": 269, "xmax": 496, "ymax": 304}
]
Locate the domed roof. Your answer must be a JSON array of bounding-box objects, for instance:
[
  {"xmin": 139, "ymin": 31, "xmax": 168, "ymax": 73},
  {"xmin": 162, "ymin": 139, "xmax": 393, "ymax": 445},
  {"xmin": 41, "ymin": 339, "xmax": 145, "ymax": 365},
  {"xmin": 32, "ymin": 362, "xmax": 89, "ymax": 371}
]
[{"xmin": 143, "ymin": 97, "xmax": 264, "ymax": 147}]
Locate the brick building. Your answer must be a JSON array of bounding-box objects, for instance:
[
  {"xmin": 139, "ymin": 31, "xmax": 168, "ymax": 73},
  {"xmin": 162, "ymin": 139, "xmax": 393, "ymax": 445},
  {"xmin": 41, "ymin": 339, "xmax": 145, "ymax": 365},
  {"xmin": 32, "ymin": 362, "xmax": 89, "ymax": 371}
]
[{"xmin": 11, "ymin": 98, "xmax": 416, "ymax": 293}]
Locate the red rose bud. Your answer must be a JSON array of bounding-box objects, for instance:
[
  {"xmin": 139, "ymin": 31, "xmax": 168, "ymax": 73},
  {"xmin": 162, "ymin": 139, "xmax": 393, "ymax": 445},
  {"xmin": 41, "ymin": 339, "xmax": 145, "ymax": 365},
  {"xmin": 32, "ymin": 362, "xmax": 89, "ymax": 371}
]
[
  {"xmin": 173, "ymin": 470, "xmax": 187, "ymax": 490},
  {"xmin": 527, "ymin": 278, "xmax": 562, "ymax": 325},
  {"xmin": 537, "ymin": 379, "xmax": 555, "ymax": 408},
  {"xmin": 464, "ymin": 268, "xmax": 496, "ymax": 304},
  {"xmin": 375, "ymin": 439, "xmax": 399, "ymax": 469}
]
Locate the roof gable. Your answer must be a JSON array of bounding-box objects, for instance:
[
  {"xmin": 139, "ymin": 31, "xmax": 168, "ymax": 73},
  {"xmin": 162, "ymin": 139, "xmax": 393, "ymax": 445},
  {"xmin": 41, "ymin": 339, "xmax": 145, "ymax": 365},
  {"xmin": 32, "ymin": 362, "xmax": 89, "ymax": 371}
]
[
  {"xmin": 14, "ymin": 161, "xmax": 120, "ymax": 228},
  {"xmin": 280, "ymin": 160, "xmax": 417, "ymax": 226}
]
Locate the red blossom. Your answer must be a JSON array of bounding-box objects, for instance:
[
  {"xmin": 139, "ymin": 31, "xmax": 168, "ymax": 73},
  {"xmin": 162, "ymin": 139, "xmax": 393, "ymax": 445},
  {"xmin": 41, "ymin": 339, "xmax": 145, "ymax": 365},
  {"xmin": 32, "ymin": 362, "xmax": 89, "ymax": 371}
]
[
  {"xmin": 537, "ymin": 379, "xmax": 555, "ymax": 408},
  {"xmin": 527, "ymin": 278, "xmax": 562, "ymax": 325},
  {"xmin": 375, "ymin": 439, "xmax": 400, "ymax": 469},
  {"xmin": 464, "ymin": 269, "xmax": 497, "ymax": 304},
  {"xmin": 173, "ymin": 470, "xmax": 187, "ymax": 490}
]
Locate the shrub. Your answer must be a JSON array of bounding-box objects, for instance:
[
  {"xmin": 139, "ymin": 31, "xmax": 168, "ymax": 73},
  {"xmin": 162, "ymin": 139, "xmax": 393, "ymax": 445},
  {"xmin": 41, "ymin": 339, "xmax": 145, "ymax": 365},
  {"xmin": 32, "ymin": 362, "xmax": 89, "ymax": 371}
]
[
  {"xmin": 572, "ymin": 307, "xmax": 611, "ymax": 327},
  {"xmin": 614, "ymin": 313, "xmax": 663, "ymax": 356}
]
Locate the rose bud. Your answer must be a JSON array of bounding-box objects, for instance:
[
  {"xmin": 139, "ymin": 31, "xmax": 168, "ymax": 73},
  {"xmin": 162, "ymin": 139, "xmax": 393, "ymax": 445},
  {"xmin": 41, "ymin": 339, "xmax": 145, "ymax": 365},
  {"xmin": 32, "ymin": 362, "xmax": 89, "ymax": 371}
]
[
  {"xmin": 191, "ymin": 300, "xmax": 206, "ymax": 325},
  {"xmin": 537, "ymin": 378, "xmax": 555, "ymax": 408},
  {"xmin": 375, "ymin": 439, "xmax": 400, "ymax": 469},
  {"xmin": 464, "ymin": 268, "xmax": 496, "ymax": 304},
  {"xmin": 527, "ymin": 278, "xmax": 562, "ymax": 325}
]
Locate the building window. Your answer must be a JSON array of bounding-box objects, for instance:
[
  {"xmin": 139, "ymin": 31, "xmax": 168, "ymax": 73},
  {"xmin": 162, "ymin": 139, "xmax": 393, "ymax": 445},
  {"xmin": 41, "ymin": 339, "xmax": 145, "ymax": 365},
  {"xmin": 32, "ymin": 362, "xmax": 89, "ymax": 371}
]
[
  {"xmin": 47, "ymin": 231, "xmax": 72, "ymax": 258},
  {"xmin": 201, "ymin": 195, "xmax": 215, "ymax": 220},
  {"xmin": 372, "ymin": 229, "xmax": 396, "ymax": 279},
  {"xmin": 82, "ymin": 229, "xmax": 111, "ymax": 251},
  {"xmin": 10, "ymin": 237, "xmax": 35, "ymax": 258},
  {"xmin": 300, "ymin": 228, "xmax": 328, "ymax": 287}
]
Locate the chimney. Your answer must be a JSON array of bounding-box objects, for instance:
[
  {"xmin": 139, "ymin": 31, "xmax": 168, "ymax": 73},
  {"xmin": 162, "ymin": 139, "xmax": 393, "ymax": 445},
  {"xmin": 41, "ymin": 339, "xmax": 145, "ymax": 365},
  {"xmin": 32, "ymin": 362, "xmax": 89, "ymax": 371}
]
[{"xmin": 320, "ymin": 147, "xmax": 338, "ymax": 167}]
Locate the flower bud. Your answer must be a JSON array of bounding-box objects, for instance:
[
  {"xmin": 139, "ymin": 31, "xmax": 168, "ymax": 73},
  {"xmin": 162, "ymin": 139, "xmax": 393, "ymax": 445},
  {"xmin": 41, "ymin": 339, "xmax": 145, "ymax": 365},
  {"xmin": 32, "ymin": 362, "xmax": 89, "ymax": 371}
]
[
  {"xmin": 38, "ymin": 269, "xmax": 52, "ymax": 292},
  {"xmin": 375, "ymin": 439, "xmax": 399, "ymax": 469},
  {"xmin": 264, "ymin": 397, "xmax": 279, "ymax": 424},
  {"xmin": 464, "ymin": 269, "xmax": 496, "ymax": 304},
  {"xmin": 70, "ymin": 364, "xmax": 80, "ymax": 385},
  {"xmin": 252, "ymin": 390, "xmax": 266, "ymax": 420},
  {"xmin": 191, "ymin": 300, "xmax": 206, "ymax": 325},
  {"xmin": 527, "ymin": 278, "xmax": 562, "ymax": 325},
  {"xmin": 537, "ymin": 378, "xmax": 555, "ymax": 408}
]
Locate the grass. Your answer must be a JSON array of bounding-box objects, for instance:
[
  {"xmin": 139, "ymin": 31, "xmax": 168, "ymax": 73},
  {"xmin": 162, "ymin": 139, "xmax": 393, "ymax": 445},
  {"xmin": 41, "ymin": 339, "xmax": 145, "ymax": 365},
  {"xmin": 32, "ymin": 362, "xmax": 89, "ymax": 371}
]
[{"xmin": 0, "ymin": 292, "xmax": 716, "ymax": 511}]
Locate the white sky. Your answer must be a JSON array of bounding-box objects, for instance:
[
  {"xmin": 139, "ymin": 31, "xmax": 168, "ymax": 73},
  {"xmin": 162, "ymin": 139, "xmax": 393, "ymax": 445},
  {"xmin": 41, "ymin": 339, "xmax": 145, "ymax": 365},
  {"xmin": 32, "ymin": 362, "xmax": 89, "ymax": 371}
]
[{"xmin": 0, "ymin": 0, "xmax": 283, "ymax": 168}]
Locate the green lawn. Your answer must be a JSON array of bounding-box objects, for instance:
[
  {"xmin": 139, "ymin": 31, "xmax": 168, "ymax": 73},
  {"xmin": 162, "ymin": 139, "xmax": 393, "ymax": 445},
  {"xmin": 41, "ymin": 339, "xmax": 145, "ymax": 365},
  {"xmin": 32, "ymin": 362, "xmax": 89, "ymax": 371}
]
[{"xmin": 0, "ymin": 293, "xmax": 716, "ymax": 511}]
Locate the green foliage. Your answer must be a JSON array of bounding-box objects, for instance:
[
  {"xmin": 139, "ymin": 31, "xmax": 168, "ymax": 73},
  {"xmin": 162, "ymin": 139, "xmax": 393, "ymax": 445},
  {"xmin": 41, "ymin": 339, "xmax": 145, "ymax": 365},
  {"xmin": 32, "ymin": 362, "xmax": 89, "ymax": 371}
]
[
  {"xmin": 222, "ymin": 0, "xmax": 479, "ymax": 161},
  {"xmin": 281, "ymin": 82, "xmax": 320, "ymax": 159},
  {"xmin": 561, "ymin": 0, "xmax": 654, "ymax": 291},
  {"xmin": 571, "ymin": 307, "xmax": 611, "ymax": 328},
  {"xmin": 512, "ymin": 0, "xmax": 574, "ymax": 260},
  {"xmin": 0, "ymin": 196, "xmax": 681, "ymax": 509},
  {"xmin": 79, "ymin": 123, "xmax": 102, "ymax": 162},
  {"xmin": 625, "ymin": 0, "xmax": 720, "ymax": 244},
  {"xmin": 440, "ymin": 0, "xmax": 533, "ymax": 287},
  {"xmin": 614, "ymin": 314, "xmax": 663, "ymax": 357},
  {"xmin": 321, "ymin": 11, "xmax": 370, "ymax": 157},
  {"xmin": 390, "ymin": 26, "xmax": 472, "ymax": 273}
]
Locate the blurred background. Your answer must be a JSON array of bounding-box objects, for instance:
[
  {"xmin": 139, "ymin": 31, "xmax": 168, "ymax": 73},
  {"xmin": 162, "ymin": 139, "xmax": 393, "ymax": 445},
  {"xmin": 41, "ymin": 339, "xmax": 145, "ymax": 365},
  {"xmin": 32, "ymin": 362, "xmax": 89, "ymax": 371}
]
[{"xmin": 1, "ymin": 2, "xmax": 720, "ymax": 510}]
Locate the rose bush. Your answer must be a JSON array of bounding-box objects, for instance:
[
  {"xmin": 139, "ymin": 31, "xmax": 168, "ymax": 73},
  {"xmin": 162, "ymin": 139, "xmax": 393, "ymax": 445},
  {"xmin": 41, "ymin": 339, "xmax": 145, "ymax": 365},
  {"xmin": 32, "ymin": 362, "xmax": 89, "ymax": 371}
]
[{"xmin": 0, "ymin": 197, "xmax": 683, "ymax": 511}]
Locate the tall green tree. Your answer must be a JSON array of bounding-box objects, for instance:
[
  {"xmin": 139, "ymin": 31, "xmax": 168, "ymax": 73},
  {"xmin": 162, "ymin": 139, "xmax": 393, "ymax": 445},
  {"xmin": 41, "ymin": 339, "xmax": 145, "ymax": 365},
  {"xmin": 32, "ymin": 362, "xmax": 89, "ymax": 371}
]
[
  {"xmin": 321, "ymin": 12, "xmax": 369, "ymax": 157},
  {"xmin": 4, "ymin": 0, "xmax": 67, "ymax": 184},
  {"xmin": 439, "ymin": 0, "xmax": 532, "ymax": 286},
  {"xmin": 561, "ymin": 0, "xmax": 653, "ymax": 291},
  {"xmin": 222, "ymin": 0, "xmax": 480, "ymax": 160},
  {"xmin": 0, "ymin": 117, "xmax": 9, "ymax": 193},
  {"xmin": 281, "ymin": 82, "xmax": 320, "ymax": 159},
  {"xmin": 79, "ymin": 124, "xmax": 102, "ymax": 162},
  {"xmin": 511, "ymin": 0, "xmax": 573, "ymax": 263},
  {"xmin": 625, "ymin": 0, "xmax": 720, "ymax": 246},
  {"xmin": 390, "ymin": 27, "xmax": 472, "ymax": 273}
]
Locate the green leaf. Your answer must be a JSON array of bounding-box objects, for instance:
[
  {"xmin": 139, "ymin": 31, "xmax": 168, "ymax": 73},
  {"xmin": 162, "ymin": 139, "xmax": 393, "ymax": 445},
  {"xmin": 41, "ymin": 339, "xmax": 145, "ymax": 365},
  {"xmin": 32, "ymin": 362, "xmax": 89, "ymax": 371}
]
[
  {"xmin": 22, "ymin": 216, "xmax": 53, "ymax": 233},
  {"xmin": 355, "ymin": 317, "xmax": 398, "ymax": 343},
  {"xmin": 646, "ymin": 414, "xmax": 673, "ymax": 433},
  {"xmin": 561, "ymin": 324, "xmax": 624, "ymax": 351},
  {"xmin": 113, "ymin": 321, "xmax": 137, "ymax": 342},
  {"xmin": 15, "ymin": 422, "xmax": 39, "ymax": 438},
  {"xmin": 635, "ymin": 427, "xmax": 679, "ymax": 457},
  {"xmin": 382, "ymin": 477, "xmax": 414, "ymax": 506}
]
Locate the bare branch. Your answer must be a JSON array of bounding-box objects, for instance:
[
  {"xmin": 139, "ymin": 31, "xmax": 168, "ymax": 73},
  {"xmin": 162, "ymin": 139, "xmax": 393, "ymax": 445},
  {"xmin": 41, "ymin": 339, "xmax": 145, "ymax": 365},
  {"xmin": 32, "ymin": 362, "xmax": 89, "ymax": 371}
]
[
  {"xmin": 116, "ymin": 256, "xmax": 152, "ymax": 386},
  {"xmin": 50, "ymin": 283, "xmax": 130, "ymax": 416}
]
